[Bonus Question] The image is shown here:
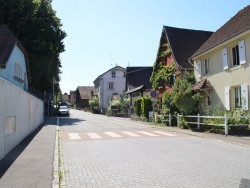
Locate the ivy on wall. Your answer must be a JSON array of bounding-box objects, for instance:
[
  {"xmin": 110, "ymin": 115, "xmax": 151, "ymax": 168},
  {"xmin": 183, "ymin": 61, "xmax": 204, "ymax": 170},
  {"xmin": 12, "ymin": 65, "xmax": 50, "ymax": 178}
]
[{"xmin": 150, "ymin": 43, "xmax": 176, "ymax": 89}]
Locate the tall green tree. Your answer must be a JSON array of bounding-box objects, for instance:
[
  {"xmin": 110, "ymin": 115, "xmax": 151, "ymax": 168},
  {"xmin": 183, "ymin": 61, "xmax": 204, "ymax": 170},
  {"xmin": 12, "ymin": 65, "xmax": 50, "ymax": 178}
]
[{"xmin": 0, "ymin": 0, "xmax": 66, "ymax": 93}]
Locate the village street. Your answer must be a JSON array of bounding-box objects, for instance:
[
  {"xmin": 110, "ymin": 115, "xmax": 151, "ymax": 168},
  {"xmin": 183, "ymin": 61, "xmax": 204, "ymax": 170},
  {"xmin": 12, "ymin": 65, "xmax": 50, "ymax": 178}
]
[{"xmin": 59, "ymin": 109, "xmax": 250, "ymax": 188}]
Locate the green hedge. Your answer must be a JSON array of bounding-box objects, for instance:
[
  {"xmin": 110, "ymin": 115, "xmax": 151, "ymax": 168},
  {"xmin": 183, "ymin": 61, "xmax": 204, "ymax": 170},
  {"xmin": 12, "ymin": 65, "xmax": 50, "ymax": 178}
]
[
  {"xmin": 141, "ymin": 97, "xmax": 152, "ymax": 118},
  {"xmin": 134, "ymin": 97, "xmax": 152, "ymax": 118}
]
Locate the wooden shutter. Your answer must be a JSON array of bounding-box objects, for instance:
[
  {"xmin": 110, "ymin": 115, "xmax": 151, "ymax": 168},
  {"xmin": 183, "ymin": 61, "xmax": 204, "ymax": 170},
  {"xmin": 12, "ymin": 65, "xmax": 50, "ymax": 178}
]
[
  {"xmin": 225, "ymin": 87, "xmax": 230, "ymax": 110},
  {"xmin": 197, "ymin": 60, "xmax": 202, "ymax": 77},
  {"xmin": 222, "ymin": 48, "xmax": 228, "ymax": 70},
  {"xmin": 241, "ymin": 84, "xmax": 248, "ymax": 110},
  {"xmin": 238, "ymin": 40, "xmax": 246, "ymax": 65}
]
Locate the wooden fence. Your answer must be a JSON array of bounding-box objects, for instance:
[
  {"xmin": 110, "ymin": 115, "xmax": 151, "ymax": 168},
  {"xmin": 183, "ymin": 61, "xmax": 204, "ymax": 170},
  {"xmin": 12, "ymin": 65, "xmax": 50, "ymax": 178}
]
[{"xmin": 177, "ymin": 113, "xmax": 249, "ymax": 135}]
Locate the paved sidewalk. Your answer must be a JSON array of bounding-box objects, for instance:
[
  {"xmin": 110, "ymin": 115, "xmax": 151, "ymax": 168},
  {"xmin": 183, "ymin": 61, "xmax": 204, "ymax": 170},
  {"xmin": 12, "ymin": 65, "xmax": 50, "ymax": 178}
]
[{"xmin": 0, "ymin": 117, "xmax": 57, "ymax": 188}]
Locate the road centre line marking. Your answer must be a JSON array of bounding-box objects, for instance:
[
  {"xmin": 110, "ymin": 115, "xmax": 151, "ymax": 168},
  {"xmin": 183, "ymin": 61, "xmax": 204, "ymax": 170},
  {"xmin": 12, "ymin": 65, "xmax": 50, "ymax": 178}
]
[
  {"xmin": 153, "ymin": 131, "xmax": 177, "ymax": 137},
  {"xmin": 87, "ymin": 133, "xmax": 102, "ymax": 139},
  {"xmin": 104, "ymin": 132, "xmax": 122, "ymax": 138},
  {"xmin": 122, "ymin": 131, "xmax": 141, "ymax": 137},
  {"xmin": 137, "ymin": 131, "xmax": 159, "ymax": 137},
  {"xmin": 68, "ymin": 133, "xmax": 81, "ymax": 140}
]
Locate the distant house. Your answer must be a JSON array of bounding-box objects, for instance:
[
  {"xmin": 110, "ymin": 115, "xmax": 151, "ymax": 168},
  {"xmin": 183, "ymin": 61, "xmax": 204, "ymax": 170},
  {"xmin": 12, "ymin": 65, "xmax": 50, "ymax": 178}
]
[
  {"xmin": 125, "ymin": 66, "xmax": 153, "ymax": 105},
  {"xmin": 69, "ymin": 90, "xmax": 76, "ymax": 105},
  {"xmin": 191, "ymin": 5, "xmax": 250, "ymax": 113},
  {"xmin": 75, "ymin": 86, "xmax": 95, "ymax": 109},
  {"xmin": 151, "ymin": 26, "xmax": 213, "ymax": 100},
  {"xmin": 62, "ymin": 92, "xmax": 69, "ymax": 103},
  {"xmin": 93, "ymin": 65, "xmax": 126, "ymax": 113},
  {"xmin": 0, "ymin": 25, "xmax": 31, "ymax": 90}
]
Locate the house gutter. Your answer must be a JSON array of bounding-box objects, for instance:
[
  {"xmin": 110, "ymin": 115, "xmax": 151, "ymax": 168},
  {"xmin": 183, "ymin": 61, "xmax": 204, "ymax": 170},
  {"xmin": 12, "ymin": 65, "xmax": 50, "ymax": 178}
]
[{"xmin": 191, "ymin": 29, "xmax": 250, "ymax": 59}]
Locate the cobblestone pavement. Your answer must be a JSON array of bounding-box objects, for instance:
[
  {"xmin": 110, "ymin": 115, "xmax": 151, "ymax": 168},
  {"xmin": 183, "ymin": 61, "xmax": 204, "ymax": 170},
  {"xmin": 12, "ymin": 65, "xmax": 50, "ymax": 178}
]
[{"xmin": 60, "ymin": 110, "xmax": 250, "ymax": 188}]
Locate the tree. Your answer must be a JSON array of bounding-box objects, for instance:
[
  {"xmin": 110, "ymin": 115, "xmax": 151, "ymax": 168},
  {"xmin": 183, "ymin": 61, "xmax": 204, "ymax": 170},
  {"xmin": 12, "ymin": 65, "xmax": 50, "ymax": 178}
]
[
  {"xmin": 171, "ymin": 74, "xmax": 201, "ymax": 115},
  {"xmin": 0, "ymin": 0, "xmax": 66, "ymax": 93},
  {"xmin": 89, "ymin": 97, "xmax": 99, "ymax": 113}
]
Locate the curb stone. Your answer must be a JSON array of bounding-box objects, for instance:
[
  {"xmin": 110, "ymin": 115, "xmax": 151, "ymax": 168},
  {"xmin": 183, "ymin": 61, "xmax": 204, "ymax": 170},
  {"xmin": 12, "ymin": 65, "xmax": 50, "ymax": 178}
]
[{"xmin": 52, "ymin": 126, "xmax": 59, "ymax": 188}]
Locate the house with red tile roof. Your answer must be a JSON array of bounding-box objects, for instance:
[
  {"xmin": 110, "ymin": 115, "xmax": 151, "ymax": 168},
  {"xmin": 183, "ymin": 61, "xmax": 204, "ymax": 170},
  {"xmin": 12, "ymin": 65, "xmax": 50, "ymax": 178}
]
[
  {"xmin": 191, "ymin": 5, "xmax": 250, "ymax": 113},
  {"xmin": 0, "ymin": 25, "xmax": 31, "ymax": 90}
]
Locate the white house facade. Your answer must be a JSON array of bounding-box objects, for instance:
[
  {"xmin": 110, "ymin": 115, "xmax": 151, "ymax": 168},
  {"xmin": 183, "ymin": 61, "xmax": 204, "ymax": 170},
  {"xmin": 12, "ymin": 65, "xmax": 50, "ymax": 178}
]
[
  {"xmin": 94, "ymin": 66, "xmax": 126, "ymax": 113},
  {"xmin": 191, "ymin": 5, "xmax": 250, "ymax": 113}
]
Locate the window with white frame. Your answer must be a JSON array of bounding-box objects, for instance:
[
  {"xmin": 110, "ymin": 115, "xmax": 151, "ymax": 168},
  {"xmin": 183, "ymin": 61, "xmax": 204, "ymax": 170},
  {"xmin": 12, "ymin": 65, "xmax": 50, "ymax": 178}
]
[
  {"xmin": 232, "ymin": 45, "xmax": 240, "ymax": 66},
  {"xmin": 204, "ymin": 58, "xmax": 209, "ymax": 75},
  {"xmin": 234, "ymin": 86, "xmax": 241, "ymax": 108},
  {"xmin": 108, "ymin": 82, "xmax": 114, "ymax": 89},
  {"xmin": 222, "ymin": 40, "xmax": 246, "ymax": 70},
  {"xmin": 225, "ymin": 84, "xmax": 249, "ymax": 111},
  {"xmin": 111, "ymin": 71, "xmax": 116, "ymax": 78}
]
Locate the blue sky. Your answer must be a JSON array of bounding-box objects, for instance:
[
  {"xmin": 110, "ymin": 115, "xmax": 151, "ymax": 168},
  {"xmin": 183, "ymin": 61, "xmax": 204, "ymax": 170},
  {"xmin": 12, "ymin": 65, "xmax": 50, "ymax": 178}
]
[{"xmin": 52, "ymin": 0, "xmax": 250, "ymax": 94}]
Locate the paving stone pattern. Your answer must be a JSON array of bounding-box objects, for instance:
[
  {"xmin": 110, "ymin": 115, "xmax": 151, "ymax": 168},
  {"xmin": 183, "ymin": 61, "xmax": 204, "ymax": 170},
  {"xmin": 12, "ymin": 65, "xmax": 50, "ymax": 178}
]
[{"xmin": 62, "ymin": 136, "xmax": 250, "ymax": 188}]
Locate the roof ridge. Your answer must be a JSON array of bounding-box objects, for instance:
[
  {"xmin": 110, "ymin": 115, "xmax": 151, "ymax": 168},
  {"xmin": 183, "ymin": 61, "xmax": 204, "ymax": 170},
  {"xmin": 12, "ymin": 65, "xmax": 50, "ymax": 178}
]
[
  {"xmin": 191, "ymin": 5, "xmax": 250, "ymax": 58},
  {"xmin": 164, "ymin": 25, "xmax": 213, "ymax": 33}
]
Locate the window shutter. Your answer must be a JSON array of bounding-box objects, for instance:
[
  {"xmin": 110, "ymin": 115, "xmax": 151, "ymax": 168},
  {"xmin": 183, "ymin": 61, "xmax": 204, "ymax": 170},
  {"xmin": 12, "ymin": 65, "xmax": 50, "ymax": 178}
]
[
  {"xmin": 225, "ymin": 87, "xmax": 230, "ymax": 110},
  {"xmin": 197, "ymin": 60, "xmax": 201, "ymax": 77},
  {"xmin": 238, "ymin": 40, "xmax": 246, "ymax": 65},
  {"xmin": 222, "ymin": 48, "xmax": 228, "ymax": 70},
  {"xmin": 241, "ymin": 84, "xmax": 248, "ymax": 110}
]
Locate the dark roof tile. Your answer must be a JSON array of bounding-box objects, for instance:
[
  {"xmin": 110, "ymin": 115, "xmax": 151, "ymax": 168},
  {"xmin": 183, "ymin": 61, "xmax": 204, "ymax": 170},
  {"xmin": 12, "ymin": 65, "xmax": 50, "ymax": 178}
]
[
  {"xmin": 126, "ymin": 67, "xmax": 153, "ymax": 90},
  {"xmin": 164, "ymin": 26, "xmax": 213, "ymax": 69}
]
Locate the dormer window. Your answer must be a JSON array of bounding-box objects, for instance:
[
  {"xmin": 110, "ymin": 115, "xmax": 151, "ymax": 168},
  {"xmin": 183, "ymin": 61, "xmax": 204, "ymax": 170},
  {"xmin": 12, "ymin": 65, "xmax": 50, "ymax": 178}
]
[{"xmin": 111, "ymin": 71, "xmax": 116, "ymax": 78}]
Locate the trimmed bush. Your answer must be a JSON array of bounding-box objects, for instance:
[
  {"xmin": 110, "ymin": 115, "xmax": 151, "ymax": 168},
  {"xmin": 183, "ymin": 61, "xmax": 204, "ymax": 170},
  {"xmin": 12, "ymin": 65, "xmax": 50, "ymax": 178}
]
[{"xmin": 141, "ymin": 97, "xmax": 153, "ymax": 118}]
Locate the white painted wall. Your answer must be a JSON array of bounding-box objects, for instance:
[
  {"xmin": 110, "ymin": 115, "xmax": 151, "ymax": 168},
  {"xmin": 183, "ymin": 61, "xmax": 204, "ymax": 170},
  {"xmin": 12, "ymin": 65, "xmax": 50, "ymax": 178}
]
[
  {"xmin": 193, "ymin": 32, "xmax": 250, "ymax": 112},
  {"xmin": 97, "ymin": 68, "xmax": 126, "ymax": 112},
  {"xmin": 0, "ymin": 77, "xmax": 44, "ymax": 160},
  {"xmin": 0, "ymin": 44, "xmax": 28, "ymax": 90}
]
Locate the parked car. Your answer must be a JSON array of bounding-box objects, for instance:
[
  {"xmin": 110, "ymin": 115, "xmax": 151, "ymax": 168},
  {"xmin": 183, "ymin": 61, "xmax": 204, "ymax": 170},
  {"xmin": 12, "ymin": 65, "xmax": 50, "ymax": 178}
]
[{"xmin": 58, "ymin": 104, "xmax": 70, "ymax": 116}]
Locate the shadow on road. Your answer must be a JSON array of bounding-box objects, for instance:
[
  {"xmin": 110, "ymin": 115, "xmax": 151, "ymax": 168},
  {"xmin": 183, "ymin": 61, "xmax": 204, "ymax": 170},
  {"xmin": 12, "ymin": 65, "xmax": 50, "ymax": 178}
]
[{"xmin": 58, "ymin": 117, "xmax": 85, "ymax": 126}]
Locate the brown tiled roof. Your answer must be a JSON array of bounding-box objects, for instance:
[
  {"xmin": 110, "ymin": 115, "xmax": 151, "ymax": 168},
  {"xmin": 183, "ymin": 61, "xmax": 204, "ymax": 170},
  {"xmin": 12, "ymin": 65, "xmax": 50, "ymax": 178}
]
[
  {"xmin": 164, "ymin": 26, "xmax": 213, "ymax": 69},
  {"xmin": 77, "ymin": 86, "xmax": 95, "ymax": 99},
  {"xmin": 191, "ymin": 79, "xmax": 212, "ymax": 91},
  {"xmin": 0, "ymin": 25, "xmax": 31, "ymax": 82},
  {"xmin": 192, "ymin": 5, "xmax": 250, "ymax": 58}
]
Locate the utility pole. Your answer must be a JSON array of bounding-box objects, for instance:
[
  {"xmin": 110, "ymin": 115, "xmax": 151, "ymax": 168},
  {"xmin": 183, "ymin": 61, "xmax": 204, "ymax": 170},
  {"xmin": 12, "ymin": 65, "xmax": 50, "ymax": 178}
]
[{"xmin": 52, "ymin": 78, "xmax": 54, "ymax": 116}]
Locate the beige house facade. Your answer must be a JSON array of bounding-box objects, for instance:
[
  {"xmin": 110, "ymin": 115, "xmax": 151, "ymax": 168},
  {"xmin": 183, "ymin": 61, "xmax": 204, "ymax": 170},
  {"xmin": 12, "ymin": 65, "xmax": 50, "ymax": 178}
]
[{"xmin": 191, "ymin": 5, "xmax": 250, "ymax": 113}]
